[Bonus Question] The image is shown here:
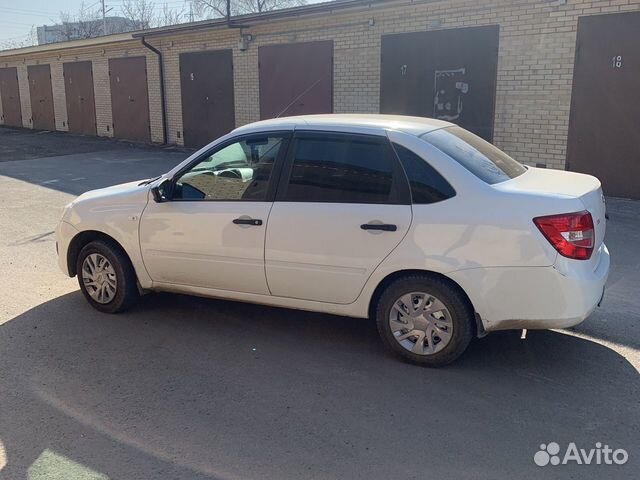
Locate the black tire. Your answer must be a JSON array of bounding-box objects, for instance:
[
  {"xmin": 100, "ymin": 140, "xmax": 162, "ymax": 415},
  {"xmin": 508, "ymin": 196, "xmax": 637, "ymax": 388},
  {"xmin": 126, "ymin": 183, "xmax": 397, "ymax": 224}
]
[
  {"xmin": 76, "ymin": 240, "xmax": 139, "ymax": 313},
  {"xmin": 375, "ymin": 274, "xmax": 474, "ymax": 366}
]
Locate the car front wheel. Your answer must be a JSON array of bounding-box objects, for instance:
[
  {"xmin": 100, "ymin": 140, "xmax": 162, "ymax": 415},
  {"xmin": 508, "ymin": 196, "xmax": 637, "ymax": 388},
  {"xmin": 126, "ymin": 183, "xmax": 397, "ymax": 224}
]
[
  {"xmin": 76, "ymin": 240, "xmax": 139, "ymax": 313},
  {"xmin": 375, "ymin": 274, "xmax": 474, "ymax": 366}
]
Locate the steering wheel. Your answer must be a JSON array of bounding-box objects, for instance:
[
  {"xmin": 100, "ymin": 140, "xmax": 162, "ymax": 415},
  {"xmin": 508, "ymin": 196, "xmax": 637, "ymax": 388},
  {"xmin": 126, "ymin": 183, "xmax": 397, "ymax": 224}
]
[{"xmin": 218, "ymin": 169, "xmax": 242, "ymax": 179}]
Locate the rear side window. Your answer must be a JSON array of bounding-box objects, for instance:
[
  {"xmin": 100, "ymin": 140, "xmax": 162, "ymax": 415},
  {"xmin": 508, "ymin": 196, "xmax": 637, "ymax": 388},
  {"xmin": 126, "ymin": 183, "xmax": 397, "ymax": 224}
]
[
  {"xmin": 392, "ymin": 144, "xmax": 456, "ymax": 204},
  {"xmin": 421, "ymin": 126, "xmax": 526, "ymax": 184},
  {"xmin": 282, "ymin": 135, "xmax": 396, "ymax": 203}
]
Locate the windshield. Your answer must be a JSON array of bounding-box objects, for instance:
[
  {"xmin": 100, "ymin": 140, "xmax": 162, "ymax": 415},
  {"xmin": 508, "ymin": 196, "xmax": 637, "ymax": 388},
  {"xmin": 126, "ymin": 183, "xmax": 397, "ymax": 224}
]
[{"xmin": 421, "ymin": 126, "xmax": 527, "ymax": 184}]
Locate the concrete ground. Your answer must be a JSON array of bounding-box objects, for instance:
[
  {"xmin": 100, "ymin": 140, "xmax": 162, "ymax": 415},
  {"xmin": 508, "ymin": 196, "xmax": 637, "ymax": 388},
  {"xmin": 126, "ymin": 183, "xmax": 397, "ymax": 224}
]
[
  {"xmin": 0, "ymin": 127, "xmax": 637, "ymax": 480},
  {"xmin": 0, "ymin": 127, "xmax": 189, "ymax": 163}
]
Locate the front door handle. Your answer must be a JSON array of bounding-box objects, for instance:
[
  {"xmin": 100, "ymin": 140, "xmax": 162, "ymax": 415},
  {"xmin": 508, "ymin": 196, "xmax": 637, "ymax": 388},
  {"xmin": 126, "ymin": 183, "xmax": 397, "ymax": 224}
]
[
  {"xmin": 361, "ymin": 223, "xmax": 397, "ymax": 232},
  {"xmin": 233, "ymin": 217, "xmax": 263, "ymax": 226}
]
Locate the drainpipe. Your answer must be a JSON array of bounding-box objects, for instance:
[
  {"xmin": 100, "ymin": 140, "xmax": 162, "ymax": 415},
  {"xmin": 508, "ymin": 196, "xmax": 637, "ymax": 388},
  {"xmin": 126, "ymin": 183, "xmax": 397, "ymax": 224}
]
[
  {"xmin": 225, "ymin": 0, "xmax": 250, "ymax": 29},
  {"xmin": 141, "ymin": 36, "xmax": 168, "ymax": 145}
]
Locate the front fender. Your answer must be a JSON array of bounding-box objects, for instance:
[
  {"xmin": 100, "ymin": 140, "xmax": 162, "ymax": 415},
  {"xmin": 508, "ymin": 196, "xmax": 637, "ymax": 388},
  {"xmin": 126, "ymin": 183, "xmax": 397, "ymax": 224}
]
[{"xmin": 64, "ymin": 191, "xmax": 152, "ymax": 288}]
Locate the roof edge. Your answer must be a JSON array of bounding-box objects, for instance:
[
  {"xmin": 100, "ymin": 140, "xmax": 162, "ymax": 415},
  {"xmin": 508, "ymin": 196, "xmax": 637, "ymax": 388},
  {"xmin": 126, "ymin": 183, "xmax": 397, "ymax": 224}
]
[
  {"xmin": 0, "ymin": 0, "xmax": 423, "ymax": 58},
  {"xmin": 133, "ymin": 0, "xmax": 394, "ymax": 38},
  {"xmin": 0, "ymin": 33, "xmax": 137, "ymax": 58}
]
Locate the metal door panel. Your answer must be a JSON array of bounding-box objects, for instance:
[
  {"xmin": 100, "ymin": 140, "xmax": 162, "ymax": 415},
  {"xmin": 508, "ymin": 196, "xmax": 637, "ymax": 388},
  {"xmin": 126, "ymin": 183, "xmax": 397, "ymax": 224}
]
[
  {"xmin": 380, "ymin": 26, "xmax": 499, "ymax": 142},
  {"xmin": 567, "ymin": 12, "xmax": 640, "ymax": 199},
  {"xmin": 0, "ymin": 67, "xmax": 22, "ymax": 127},
  {"xmin": 109, "ymin": 56, "xmax": 151, "ymax": 142},
  {"xmin": 380, "ymin": 32, "xmax": 430, "ymax": 117},
  {"xmin": 180, "ymin": 49, "xmax": 235, "ymax": 148},
  {"xmin": 259, "ymin": 41, "xmax": 333, "ymax": 119},
  {"xmin": 64, "ymin": 61, "xmax": 97, "ymax": 136},
  {"xmin": 28, "ymin": 64, "xmax": 56, "ymax": 131},
  {"xmin": 265, "ymin": 203, "xmax": 412, "ymax": 304},
  {"xmin": 140, "ymin": 202, "xmax": 272, "ymax": 294}
]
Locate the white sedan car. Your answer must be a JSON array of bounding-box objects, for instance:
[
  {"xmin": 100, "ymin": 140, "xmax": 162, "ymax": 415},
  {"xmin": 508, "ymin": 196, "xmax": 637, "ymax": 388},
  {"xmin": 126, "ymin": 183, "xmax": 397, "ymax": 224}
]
[{"xmin": 56, "ymin": 115, "xmax": 609, "ymax": 366}]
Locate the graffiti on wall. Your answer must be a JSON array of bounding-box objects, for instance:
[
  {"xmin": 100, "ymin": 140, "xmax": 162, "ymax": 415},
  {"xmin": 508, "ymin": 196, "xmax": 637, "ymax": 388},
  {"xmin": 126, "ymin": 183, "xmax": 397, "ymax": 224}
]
[{"xmin": 433, "ymin": 68, "xmax": 469, "ymax": 121}]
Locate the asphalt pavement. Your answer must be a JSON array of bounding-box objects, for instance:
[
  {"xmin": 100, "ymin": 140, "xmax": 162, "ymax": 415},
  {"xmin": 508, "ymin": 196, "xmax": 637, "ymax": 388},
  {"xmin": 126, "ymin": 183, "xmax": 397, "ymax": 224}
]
[{"xmin": 0, "ymin": 126, "xmax": 637, "ymax": 480}]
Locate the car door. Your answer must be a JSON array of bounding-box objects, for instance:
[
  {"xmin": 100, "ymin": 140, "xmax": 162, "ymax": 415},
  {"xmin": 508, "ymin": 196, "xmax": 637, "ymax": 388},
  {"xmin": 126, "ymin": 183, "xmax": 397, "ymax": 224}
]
[
  {"xmin": 265, "ymin": 131, "xmax": 413, "ymax": 304},
  {"xmin": 140, "ymin": 132, "xmax": 290, "ymax": 294}
]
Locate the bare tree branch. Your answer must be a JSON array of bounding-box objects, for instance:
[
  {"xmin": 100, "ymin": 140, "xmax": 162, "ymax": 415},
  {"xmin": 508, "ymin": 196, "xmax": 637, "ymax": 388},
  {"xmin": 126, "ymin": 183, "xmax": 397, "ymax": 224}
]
[
  {"xmin": 0, "ymin": 26, "xmax": 37, "ymax": 50},
  {"xmin": 193, "ymin": 0, "xmax": 306, "ymax": 19},
  {"xmin": 121, "ymin": 0, "xmax": 156, "ymax": 29},
  {"xmin": 238, "ymin": 0, "xmax": 306, "ymax": 14},
  {"xmin": 192, "ymin": 0, "xmax": 229, "ymax": 18},
  {"xmin": 157, "ymin": 2, "xmax": 187, "ymax": 26},
  {"xmin": 58, "ymin": 2, "xmax": 102, "ymax": 40}
]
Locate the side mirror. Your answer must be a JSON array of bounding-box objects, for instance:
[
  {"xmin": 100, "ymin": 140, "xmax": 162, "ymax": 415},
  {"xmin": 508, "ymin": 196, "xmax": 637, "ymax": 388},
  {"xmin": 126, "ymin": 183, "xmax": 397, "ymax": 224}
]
[{"xmin": 151, "ymin": 179, "xmax": 172, "ymax": 203}]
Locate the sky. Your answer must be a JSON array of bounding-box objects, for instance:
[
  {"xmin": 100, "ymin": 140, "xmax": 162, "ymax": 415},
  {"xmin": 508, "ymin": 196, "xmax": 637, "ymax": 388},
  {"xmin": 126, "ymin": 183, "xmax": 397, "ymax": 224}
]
[
  {"xmin": 0, "ymin": 0, "xmax": 325, "ymax": 45},
  {"xmin": 0, "ymin": 1, "xmax": 142, "ymax": 44},
  {"xmin": 1, "ymin": 1, "xmax": 96, "ymax": 43}
]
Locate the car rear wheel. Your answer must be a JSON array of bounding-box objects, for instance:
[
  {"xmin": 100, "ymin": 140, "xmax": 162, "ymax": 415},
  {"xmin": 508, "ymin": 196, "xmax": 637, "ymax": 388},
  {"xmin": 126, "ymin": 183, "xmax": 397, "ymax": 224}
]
[
  {"xmin": 76, "ymin": 240, "xmax": 139, "ymax": 313},
  {"xmin": 375, "ymin": 274, "xmax": 474, "ymax": 366}
]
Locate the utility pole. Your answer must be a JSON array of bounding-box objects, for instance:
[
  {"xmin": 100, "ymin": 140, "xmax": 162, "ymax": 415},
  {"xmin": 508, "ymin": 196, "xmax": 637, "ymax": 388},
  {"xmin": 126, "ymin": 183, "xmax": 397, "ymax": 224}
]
[
  {"xmin": 102, "ymin": 0, "xmax": 106, "ymax": 35},
  {"xmin": 189, "ymin": 1, "xmax": 194, "ymax": 23},
  {"xmin": 101, "ymin": 0, "xmax": 113, "ymax": 36}
]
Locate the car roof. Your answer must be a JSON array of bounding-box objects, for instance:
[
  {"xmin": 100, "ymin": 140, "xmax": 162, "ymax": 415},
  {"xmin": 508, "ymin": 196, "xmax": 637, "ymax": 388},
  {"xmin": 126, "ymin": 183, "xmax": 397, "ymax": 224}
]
[{"xmin": 232, "ymin": 114, "xmax": 454, "ymax": 137}]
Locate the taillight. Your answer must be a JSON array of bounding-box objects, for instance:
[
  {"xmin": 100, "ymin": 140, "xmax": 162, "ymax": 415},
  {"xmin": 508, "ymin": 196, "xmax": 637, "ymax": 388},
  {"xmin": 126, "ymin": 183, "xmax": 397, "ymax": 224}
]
[{"xmin": 533, "ymin": 210, "xmax": 594, "ymax": 260}]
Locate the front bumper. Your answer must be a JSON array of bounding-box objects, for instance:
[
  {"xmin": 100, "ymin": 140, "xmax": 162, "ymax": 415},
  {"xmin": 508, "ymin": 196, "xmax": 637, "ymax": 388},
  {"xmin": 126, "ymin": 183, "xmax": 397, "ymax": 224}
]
[
  {"xmin": 448, "ymin": 243, "xmax": 610, "ymax": 332},
  {"xmin": 55, "ymin": 220, "xmax": 79, "ymax": 277}
]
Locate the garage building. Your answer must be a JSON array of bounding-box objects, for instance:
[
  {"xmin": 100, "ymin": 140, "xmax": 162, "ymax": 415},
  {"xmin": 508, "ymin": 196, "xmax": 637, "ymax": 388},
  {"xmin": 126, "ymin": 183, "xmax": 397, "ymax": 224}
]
[{"xmin": 0, "ymin": 0, "xmax": 639, "ymax": 198}]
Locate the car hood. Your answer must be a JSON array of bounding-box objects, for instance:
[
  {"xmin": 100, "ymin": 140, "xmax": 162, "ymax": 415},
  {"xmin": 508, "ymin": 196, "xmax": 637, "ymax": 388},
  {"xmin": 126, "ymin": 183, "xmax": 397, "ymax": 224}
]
[
  {"xmin": 63, "ymin": 180, "xmax": 151, "ymax": 222},
  {"xmin": 74, "ymin": 180, "xmax": 150, "ymax": 204}
]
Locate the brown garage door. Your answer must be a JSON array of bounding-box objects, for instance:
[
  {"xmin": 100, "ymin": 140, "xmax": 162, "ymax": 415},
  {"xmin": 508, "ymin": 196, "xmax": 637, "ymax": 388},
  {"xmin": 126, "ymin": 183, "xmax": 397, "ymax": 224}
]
[
  {"xmin": 64, "ymin": 61, "xmax": 97, "ymax": 136},
  {"xmin": 259, "ymin": 41, "xmax": 333, "ymax": 119},
  {"xmin": 0, "ymin": 67, "xmax": 22, "ymax": 127},
  {"xmin": 380, "ymin": 26, "xmax": 499, "ymax": 142},
  {"xmin": 567, "ymin": 12, "xmax": 640, "ymax": 199},
  {"xmin": 28, "ymin": 64, "xmax": 56, "ymax": 131},
  {"xmin": 180, "ymin": 49, "xmax": 235, "ymax": 148},
  {"xmin": 109, "ymin": 56, "xmax": 150, "ymax": 143}
]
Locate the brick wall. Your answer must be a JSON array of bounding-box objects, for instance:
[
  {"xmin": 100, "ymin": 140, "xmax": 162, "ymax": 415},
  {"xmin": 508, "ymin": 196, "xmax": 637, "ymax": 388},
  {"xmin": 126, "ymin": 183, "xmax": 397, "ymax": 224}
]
[
  {"xmin": 0, "ymin": 40, "xmax": 163, "ymax": 141},
  {"xmin": 0, "ymin": 76, "xmax": 3, "ymax": 122},
  {"xmin": 17, "ymin": 64, "xmax": 31, "ymax": 129},
  {"xmin": 144, "ymin": 0, "xmax": 640, "ymax": 168},
  {"xmin": 1, "ymin": 0, "xmax": 639, "ymax": 169}
]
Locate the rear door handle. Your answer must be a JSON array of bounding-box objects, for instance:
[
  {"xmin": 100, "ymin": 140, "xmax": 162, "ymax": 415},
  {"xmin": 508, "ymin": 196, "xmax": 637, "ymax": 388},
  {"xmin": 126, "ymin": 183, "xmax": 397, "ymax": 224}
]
[
  {"xmin": 233, "ymin": 217, "xmax": 263, "ymax": 226},
  {"xmin": 361, "ymin": 223, "xmax": 397, "ymax": 232}
]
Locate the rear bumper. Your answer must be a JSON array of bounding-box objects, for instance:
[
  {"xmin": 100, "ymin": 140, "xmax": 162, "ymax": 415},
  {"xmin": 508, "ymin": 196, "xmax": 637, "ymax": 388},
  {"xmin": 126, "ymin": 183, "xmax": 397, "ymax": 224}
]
[{"xmin": 448, "ymin": 243, "xmax": 610, "ymax": 332}]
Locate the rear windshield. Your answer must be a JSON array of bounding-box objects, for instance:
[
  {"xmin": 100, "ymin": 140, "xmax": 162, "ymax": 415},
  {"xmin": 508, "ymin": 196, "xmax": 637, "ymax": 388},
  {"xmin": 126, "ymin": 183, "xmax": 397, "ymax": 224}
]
[{"xmin": 421, "ymin": 126, "xmax": 526, "ymax": 184}]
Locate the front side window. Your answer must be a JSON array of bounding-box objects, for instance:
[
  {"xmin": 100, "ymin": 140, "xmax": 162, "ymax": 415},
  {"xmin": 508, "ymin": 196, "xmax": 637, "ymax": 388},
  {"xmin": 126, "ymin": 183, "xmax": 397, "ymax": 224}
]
[
  {"xmin": 173, "ymin": 135, "xmax": 286, "ymax": 201},
  {"xmin": 421, "ymin": 126, "xmax": 526, "ymax": 185},
  {"xmin": 282, "ymin": 135, "xmax": 396, "ymax": 203}
]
